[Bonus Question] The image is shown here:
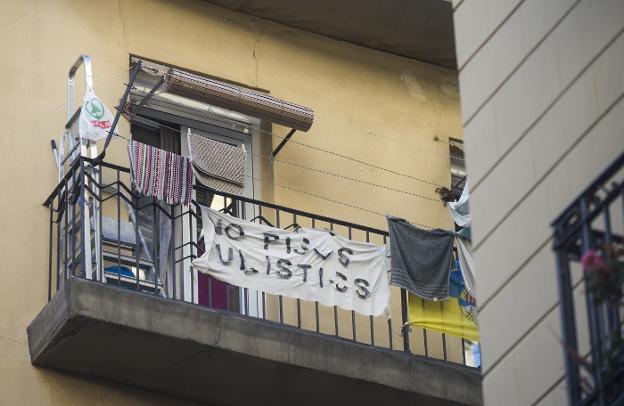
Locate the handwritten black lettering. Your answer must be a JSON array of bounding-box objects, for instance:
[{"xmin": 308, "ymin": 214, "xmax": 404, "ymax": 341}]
[
  {"xmin": 225, "ymin": 223, "xmax": 244, "ymax": 240},
  {"xmin": 277, "ymin": 258, "xmax": 293, "ymax": 279},
  {"xmin": 294, "ymin": 238, "xmax": 310, "ymax": 255},
  {"xmin": 264, "ymin": 233, "xmax": 279, "ymax": 250},
  {"xmin": 354, "ymin": 278, "xmax": 371, "ymax": 299},
  {"xmin": 215, "ymin": 244, "xmax": 233, "ymax": 265},
  {"xmin": 297, "ymin": 264, "xmax": 312, "ymax": 282},
  {"xmin": 215, "ymin": 219, "xmax": 224, "ymax": 235},
  {"xmin": 313, "ymin": 249, "xmax": 332, "ymax": 260},
  {"xmin": 337, "ymin": 247, "xmax": 353, "ymax": 267},
  {"xmin": 334, "ymin": 272, "xmax": 348, "ymax": 293}
]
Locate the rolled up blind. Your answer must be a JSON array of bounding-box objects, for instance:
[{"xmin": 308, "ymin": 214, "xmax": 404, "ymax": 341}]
[{"xmin": 134, "ymin": 58, "xmax": 314, "ymax": 131}]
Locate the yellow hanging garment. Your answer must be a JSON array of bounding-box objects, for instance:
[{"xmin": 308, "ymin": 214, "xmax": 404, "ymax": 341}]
[{"xmin": 409, "ymin": 269, "xmax": 479, "ymax": 341}]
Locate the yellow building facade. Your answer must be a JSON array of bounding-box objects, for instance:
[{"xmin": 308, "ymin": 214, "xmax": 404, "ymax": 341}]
[{"xmin": 0, "ymin": 0, "xmax": 465, "ymax": 404}]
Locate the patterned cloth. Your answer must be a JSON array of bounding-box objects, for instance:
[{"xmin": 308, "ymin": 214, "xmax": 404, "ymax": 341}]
[
  {"xmin": 128, "ymin": 140, "xmax": 193, "ymax": 206},
  {"xmin": 188, "ymin": 133, "xmax": 245, "ymax": 195}
]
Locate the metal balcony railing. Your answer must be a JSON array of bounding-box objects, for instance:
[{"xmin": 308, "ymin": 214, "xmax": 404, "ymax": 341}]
[
  {"xmin": 552, "ymin": 151, "xmax": 624, "ymax": 405},
  {"xmin": 43, "ymin": 157, "xmax": 475, "ymax": 367}
]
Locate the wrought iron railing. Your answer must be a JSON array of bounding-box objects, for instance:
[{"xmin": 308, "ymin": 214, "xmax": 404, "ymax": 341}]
[
  {"xmin": 43, "ymin": 157, "xmax": 476, "ymax": 367},
  {"xmin": 552, "ymin": 151, "xmax": 624, "ymax": 405}
]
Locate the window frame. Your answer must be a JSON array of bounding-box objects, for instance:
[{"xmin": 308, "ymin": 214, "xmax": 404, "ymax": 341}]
[{"xmin": 129, "ymin": 69, "xmax": 263, "ymax": 316}]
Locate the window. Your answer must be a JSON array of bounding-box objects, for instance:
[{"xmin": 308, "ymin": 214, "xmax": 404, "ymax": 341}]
[
  {"xmin": 128, "ymin": 61, "xmax": 261, "ymax": 314},
  {"xmin": 448, "ymin": 138, "xmax": 466, "ymax": 202}
]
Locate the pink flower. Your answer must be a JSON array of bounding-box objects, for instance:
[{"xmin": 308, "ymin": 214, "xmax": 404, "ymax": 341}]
[{"xmin": 581, "ymin": 250, "xmax": 609, "ymax": 272}]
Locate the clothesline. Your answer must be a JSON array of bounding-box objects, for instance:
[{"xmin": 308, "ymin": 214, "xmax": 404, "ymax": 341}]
[
  {"xmin": 135, "ymin": 69, "xmax": 465, "ymax": 161},
  {"xmin": 130, "ymin": 87, "xmax": 448, "ymax": 188},
  {"xmin": 315, "ymin": 116, "xmax": 465, "ymax": 161},
  {"xmin": 4, "ymin": 67, "xmax": 136, "ymax": 145},
  {"xmin": 122, "ymin": 107, "xmax": 440, "ymax": 203},
  {"xmin": 112, "ymin": 131, "xmax": 436, "ymax": 230},
  {"xmin": 118, "ymin": 136, "xmax": 478, "ymax": 339},
  {"xmin": 123, "ymin": 107, "xmax": 445, "ymax": 203}
]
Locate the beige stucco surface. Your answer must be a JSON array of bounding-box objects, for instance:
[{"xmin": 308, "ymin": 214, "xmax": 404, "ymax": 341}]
[
  {"xmin": 0, "ymin": 0, "xmax": 462, "ymax": 403},
  {"xmin": 454, "ymin": 0, "xmax": 624, "ymax": 404}
]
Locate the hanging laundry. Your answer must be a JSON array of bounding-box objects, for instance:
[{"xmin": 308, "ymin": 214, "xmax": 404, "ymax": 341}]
[
  {"xmin": 448, "ymin": 180, "xmax": 471, "ymax": 228},
  {"xmin": 187, "ymin": 132, "xmax": 245, "ymax": 194},
  {"xmin": 79, "ymin": 90, "xmax": 115, "ymax": 141},
  {"xmin": 193, "ymin": 206, "xmax": 391, "ymax": 317},
  {"xmin": 127, "ymin": 140, "xmax": 193, "ymax": 206},
  {"xmin": 456, "ymin": 225, "xmax": 471, "ymax": 240},
  {"xmin": 456, "ymin": 236, "xmax": 476, "ymax": 295},
  {"xmin": 386, "ymin": 215, "xmax": 454, "ymax": 301},
  {"xmin": 408, "ymin": 267, "xmax": 479, "ymax": 341},
  {"xmin": 196, "ymin": 237, "xmax": 231, "ymax": 310}
]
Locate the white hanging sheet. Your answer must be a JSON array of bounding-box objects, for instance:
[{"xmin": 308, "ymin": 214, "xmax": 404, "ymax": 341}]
[
  {"xmin": 456, "ymin": 236, "xmax": 476, "ymax": 295},
  {"xmin": 448, "ymin": 180, "xmax": 471, "ymax": 227},
  {"xmin": 193, "ymin": 206, "xmax": 391, "ymax": 317}
]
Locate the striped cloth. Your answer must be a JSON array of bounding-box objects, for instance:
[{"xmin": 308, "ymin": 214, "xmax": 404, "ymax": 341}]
[{"xmin": 128, "ymin": 140, "xmax": 193, "ymax": 206}]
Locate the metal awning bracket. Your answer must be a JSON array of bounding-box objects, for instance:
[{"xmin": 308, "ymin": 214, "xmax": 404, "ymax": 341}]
[
  {"xmin": 272, "ymin": 129, "xmax": 297, "ymax": 158},
  {"xmin": 136, "ymin": 76, "xmax": 165, "ymax": 108}
]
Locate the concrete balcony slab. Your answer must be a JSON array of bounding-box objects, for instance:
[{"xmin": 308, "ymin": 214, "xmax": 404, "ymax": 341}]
[{"xmin": 28, "ymin": 277, "xmax": 482, "ymax": 406}]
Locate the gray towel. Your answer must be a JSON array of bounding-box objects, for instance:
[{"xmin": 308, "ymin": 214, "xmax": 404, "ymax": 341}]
[{"xmin": 386, "ymin": 216, "xmax": 454, "ymax": 300}]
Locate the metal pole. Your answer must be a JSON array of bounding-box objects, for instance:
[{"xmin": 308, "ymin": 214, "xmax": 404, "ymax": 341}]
[
  {"xmin": 95, "ymin": 61, "xmax": 142, "ymax": 163},
  {"xmin": 48, "ymin": 206, "xmax": 53, "ymax": 301},
  {"xmin": 171, "ymin": 205, "xmax": 176, "ymax": 299},
  {"xmin": 134, "ymin": 195, "xmax": 141, "ymax": 291},
  {"xmin": 555, "ymin": 245, "xmax": 581, "ymax": 404},
  {"xmin": 97, "ymin": 164, "xmax": 103, "ymax": 283},
  {"xmin": 56, "ymin": 192, "xmax": 62, "ymax": 292},
  {"xmin": 602, "ymin": 205, "xmax": 620, "ymax": 336},
  {"xmin": 580, "ymin": 197, "xmax": 603, "ymax": 394},
  {"xmin": 384, "ymin": 234, "xmax": 393, "ymax": 350},
  {"xmin": 78, "ymin": 158, "xmax": 87, "ymax": 279},
  {"xmin": 400, "ymin": 288, "xmax": 410, "ymax": 352},
  {"xmin": 117, "ymin": 172, "xmax": 122, "ymax": 286}
]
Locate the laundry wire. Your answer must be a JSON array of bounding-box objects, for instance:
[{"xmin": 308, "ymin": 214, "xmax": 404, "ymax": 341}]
[
  {"xmin": 3, "ymin": 66, "xmax": 137, "ymax": 142},
  {"xmin": 129, "ymin": 86, "xmax": 447, "ymax": 188},
  {"xmin": 122, "ymin": 108, "xmax": 440, "ymax": 203},
  {"xmin": 144, "ymin": 70, "xmax": 465, "ymax": 162},
  {"xmin": 315, "ymin": 116, "xmax": 465, "ymax": 161},
  {"xmin": 28, "ymin": 64, "xmax": 455, "ymax": 229},
  {"xmin": 114, "ymin": 111, "xmax": 437, "ymax": 230}
]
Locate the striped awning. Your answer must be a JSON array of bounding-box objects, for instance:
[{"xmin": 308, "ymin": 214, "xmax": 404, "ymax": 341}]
[{"xmin": 188, "ymin": 133, "xmax": 245, "ymax": 195}]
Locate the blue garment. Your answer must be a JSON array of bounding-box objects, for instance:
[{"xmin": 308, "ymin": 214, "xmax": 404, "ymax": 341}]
[{"xmin": 105, "ymin": 265, "xmax": 135, "ymax": 278}]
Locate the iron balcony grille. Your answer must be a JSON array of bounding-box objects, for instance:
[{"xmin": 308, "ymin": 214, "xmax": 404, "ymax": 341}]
[
  {"xmin": 552, "ymin": 151, "xmax": 624, "ymax": 406},
  {"xmin": 43, "ymin": 156, "xmax": 476, "ymax": 368}
]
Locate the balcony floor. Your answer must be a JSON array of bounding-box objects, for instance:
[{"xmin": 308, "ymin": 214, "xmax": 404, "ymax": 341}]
[{"xmin": 28, "ymin": 278, "xmax": 482, "ymax": 406}]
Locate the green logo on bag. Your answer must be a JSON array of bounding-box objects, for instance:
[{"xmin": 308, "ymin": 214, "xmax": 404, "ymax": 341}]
[{"xmin": 85, "ymin": 97, "xmax": 105, "ymax": 119}]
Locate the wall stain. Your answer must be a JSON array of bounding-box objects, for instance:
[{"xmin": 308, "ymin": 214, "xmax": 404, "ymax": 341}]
[
  {"xmin": 440, "ymin": 76, "xmax": 460, "ymax": 98},
  {"xmin": 400, "ymin": 70, "xmax": 427, "ymax": 102}
]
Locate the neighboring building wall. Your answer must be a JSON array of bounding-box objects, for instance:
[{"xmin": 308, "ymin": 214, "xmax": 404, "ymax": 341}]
[
  {"xmin": 453, "ymin": 0, "xmax": 624, "ymax": 404},
  {"xmin": 0, "ymin": 0, "xmax": 461, "ymax": 404}
]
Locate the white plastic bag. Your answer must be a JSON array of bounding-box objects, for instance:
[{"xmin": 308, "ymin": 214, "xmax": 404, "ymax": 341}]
[{"xmin": 79, "ymin": 90, "xmax": 114, "ymax": 141}]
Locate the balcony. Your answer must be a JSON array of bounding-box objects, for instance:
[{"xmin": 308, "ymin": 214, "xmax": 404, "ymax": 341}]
[
  {"xmin": 29, "ymin": 157, "xmax": 482, "ymax": 405},
  {"xmin": 552, "ymin": 151, "xmax": 624, "ymax": 405}
]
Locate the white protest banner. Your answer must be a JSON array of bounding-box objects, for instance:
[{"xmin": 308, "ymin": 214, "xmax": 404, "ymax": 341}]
[
  {"xmin": 193, "ymin": 206, "xmax": 391, "ymax": 317},
  {"xmin": 79, "ymin": 90, "xmax": 114, "ymax": 141}
]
